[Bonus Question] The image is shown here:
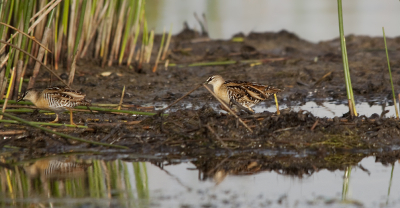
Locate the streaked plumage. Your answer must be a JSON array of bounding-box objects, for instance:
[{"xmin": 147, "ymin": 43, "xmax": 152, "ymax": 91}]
[
  {"xmin": 205, "ymin": 75, "xmax": 282, "ymax": 113},
  {"xmin": 24, "ymin": 158, "xmax": 92, "ymax": 179},
  {"xmin": 17, "ymin": 86, "xmax": 91, "ymax": 125}
]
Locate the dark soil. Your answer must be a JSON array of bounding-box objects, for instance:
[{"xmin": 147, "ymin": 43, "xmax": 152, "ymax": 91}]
[{"xmin": 2, "ymin": 28, "xmax": 400, "ymax": 171}]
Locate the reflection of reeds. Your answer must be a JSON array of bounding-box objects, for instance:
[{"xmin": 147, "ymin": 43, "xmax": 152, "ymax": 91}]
[
  {"xmin": 341, "ymin": 166, "xmax": 351, "ymax": 201},
  {"xmin": 337, "ymin": 0, "xmax": 357, "ymax": 118},
  {"xmin": 386, "ymin": 164, "xmax": 394, "ymax": 205},
  {"xmin": 0, "ymin": 157, "xmax": 149, "ymax": 207}
]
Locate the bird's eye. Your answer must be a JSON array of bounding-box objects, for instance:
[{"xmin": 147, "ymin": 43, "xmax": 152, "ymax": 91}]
[{"xmin": 206, "ymin": 77, "xmax": 213, "ymax": 83}]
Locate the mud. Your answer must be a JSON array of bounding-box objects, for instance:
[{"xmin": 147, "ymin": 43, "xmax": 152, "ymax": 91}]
[{"xmin": 2, "ymin": 28, "xmax": 400, "ymax": 167}]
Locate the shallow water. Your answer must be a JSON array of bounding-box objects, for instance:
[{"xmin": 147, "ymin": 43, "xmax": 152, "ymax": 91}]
[
  {"xmin": 146, "ymin": 0, "xmax": 400, "ymax": 42},
  {"xmin": 1, "ymin": 155, "xmax": 399, "ymax": 208},
  {"xmin": 152, "ymin": 100, "xmax": 395, "ymax": 118}
]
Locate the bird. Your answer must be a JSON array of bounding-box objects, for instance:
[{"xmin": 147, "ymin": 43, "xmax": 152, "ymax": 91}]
[
  {"xmin": 205, "ymin": 75, "xmax": 282, "ymax": 114},
  {"xmin": 17, "ymin": 86, "xmax": 91, "ymax": 126},
  {"xmin": 23, "ymin": 157, "xmax": 92, "ymax": 179}
]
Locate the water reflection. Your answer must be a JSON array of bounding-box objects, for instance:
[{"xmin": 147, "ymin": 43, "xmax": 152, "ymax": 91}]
[
  {"xmin": 146, "ymin": 0, "xmax": 400, "ymax": 42},
  {"xmin": 0, "ymin": 156, "xmax": 149, "ymax": 207},
  {"xmin": 0, "ymin": 154, "xmax": 399, "ymax": 207}
]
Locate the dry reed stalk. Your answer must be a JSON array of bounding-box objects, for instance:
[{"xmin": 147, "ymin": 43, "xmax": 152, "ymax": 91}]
[
  {"xmin": 101, "ymin": 1, "xmax": 115, "ymax": 67},
  {"xmin": 94, "ymin": 18, "xmax": 104, "ymax": 59},
  {"xmin": 0, "ymin": 22, "xmax": 51, "ymax": 53},
  {"xmin": 0, "ymin": 68, "xmax": 5, "ymax": 100},
  {"xmin": 117, "ymin": 85, "xmax": 126, "ymax": 111},
  {"xmin": 108, "ymin": 1, "xmax": 126, "ymax": 66},
  {"xmin": 80, "ymin": 0, "xmax": 91, "ymax": 54},
  {"xmin": 0, "ymin": 40, "xmax": 68, "ymax": 86},
  {"xmin": 0, "ymin": 54, "xmax": 9, "ymax": 69},
  {"xmin": 127, "ymin": 25, "xmax": 139, "ymax": 66},
  {"xmin": 81, "ymin": 0, "xmax": 108, "ymax": 58},
  {"xmin": 55, "ymin": 18, "xmax": 63, "ymax": 70},
  {"xmin": 28, "ymin": 0, "xmax": 62, "ymax": 32},
  {"xmin": 30, "ymin": 0, "xmax": 57, "ymax": 22},
  {"xmin": 160, "ymin": 84, "xmax": 203, "ymax": 113},
  {"xmin": 152, "ymin": 28, "xmax": 165, "ymax": 72},
  {"xmin": 161, "ymin": 25, "xmax": 172, "ymax": 60},
  {"xmin": 12, "ymin": 60, "xmax": 23, "ymax": 101},
  {"xmin": 111, "ymin": 1, "xmax": 126, "ymax": 60},
  {"xmin": 67, "ymin": 0, "xmax": 77, "ymax": 70},
  {"xmin": 28, "ymin": 25, "xmax": 52, "ymax": 89},
  {"xmin": 68, "ymin": 50, "xmax": 79, "ymax": 86},
  {"xmin": 145, "ymin": 30, "xmax": 154, "ymax": 63},
  {"xmin": 0, "ymin": 68, "xmax": 15, "ymax": 120}
]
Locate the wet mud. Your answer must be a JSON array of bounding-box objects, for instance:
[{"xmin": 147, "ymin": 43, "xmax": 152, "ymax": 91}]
[{"xmin": 3, "ymin": 28, "xmax": 400, "ymax": 171}]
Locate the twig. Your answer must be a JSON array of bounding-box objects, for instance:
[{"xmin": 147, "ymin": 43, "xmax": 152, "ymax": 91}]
[
  {"xmin": 0, "ymin": 119, "xmax": 88, "ymax": 128},
  {"xmin": 0, "ymin": 130, "xmax": 25, "ymax": 135},
  {"xmin": 101, "ymin": 124, "xmax": 121, "ymax": 142},
  {"xmin": 0, "ymin": 22, "xmax": 52, "ymax": 53},
  {"xmin": 205, "ymin": 124, "xmax": 231, "ymax": 151},
  {"xmin": 313, "ymin": 71, "xmax": 332, "ymax": 87},
  {"xmin": 311, "ymin": 119, "xmax": 319, "ymax": 131},
  {"xmin": 203, "ymin": 84, "xmax": 253, "ymax": 133},
  {"xmin": 159, "ymin": 84, "xmax": 202, "ymax": 113},
  {"xmin": 0, "ymin": 112, "xmax": 128, "ymax": 149},
  {"xmin": 117, "ymin": 85, "xmax": 125, "ymax": 110}
]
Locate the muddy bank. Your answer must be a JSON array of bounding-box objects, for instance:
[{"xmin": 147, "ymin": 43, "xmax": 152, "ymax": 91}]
[
  {"xmin": 22, "ymin": 29, "xmax": 400, "ymax": 107},
  {"xmin": 2, "ymin": 29, "xmax": 400, "ymax": 157},
  {"xmin": 2, "ymin": 106, "xmax": 400, "ymax": 156}
]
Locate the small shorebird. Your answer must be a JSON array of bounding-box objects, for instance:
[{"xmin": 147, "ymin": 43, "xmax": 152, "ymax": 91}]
[
  {"xmin": 205, "ymin": 75, "xmax": 282, "ymax": 113},
  {"xmin": 17, "ymin": 86, "xmax": 91, "ymax": 125}
]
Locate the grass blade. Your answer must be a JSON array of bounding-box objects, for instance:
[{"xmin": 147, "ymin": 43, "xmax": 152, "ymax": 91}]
[
  {"xmin": 382, "ymin": 27, "xmax": 399, "ymax": 119},
  {"xmin": 337, "ymin": 0, "xmax": 357, "ymax": 117},
  {"xmin": 0, "ymin": 112, "xmax": 129, "ymax": 149}
]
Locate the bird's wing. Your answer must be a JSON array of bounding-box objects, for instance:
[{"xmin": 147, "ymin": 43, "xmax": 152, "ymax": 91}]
[
  {"xmin": 225, "ymin": 81, "xmax": 261, "ymax": 104},
  {"xmin": 43, "ymin": 86, "xmax": 86, "ymax": 103}
]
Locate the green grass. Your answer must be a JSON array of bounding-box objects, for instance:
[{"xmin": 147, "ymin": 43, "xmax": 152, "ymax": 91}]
[{"xmin": 337, "ymin": 0, "xmax": 357, "ymax": 117}]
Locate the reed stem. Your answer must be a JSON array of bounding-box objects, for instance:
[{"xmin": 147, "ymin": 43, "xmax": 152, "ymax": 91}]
[
  {"xmin": 382, "ymin": 27, "xmax": 399, "ymax": 119},
  {"xmin": 337, "ymin": 0, "xmax": 357, "ymax": 117}
]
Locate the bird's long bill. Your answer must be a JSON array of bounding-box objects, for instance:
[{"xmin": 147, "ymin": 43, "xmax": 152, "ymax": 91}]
[{"xmin": 16, "ymin": 97, "xmax": 23, "ymax": 102}]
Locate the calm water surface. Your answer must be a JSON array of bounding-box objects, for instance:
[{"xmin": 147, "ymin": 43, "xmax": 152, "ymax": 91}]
[
  {"xmin": 0, "ymin": 155, "xmax": 399, "ymax": 208},
  {"xmin": 146, "ymin": 0, "xmax": 400, "ymax": 42}
]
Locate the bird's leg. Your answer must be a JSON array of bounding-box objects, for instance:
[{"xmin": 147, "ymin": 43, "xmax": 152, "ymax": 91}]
[
  {"xmin": 50, "ymin": 114, "xmax": 59, "ymax": 123},
  {"xmin": 274, "ymin": 94, "xmax": 280, "ymax": 115},
  {"xmin": 69, "ymin": 109, "xmax": 78, "ymax": 127}
]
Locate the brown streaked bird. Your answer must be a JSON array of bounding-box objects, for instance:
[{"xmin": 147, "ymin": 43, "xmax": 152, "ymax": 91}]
[
  {"xmin": 24, "ymin": 157, "xmax": 92, "ymax": 179},
  {"xmin": 17, "ymin": 86, "xmax": 91, "ymax": 125},
  {"xmin": 205, "ymin": 75, "xmax": 282, "ymax": 113}
]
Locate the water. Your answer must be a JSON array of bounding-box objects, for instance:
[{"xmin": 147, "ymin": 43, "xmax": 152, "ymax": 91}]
[
  {"xmin": 1, "ymin": 155, "xmax": 399, "ymax": 208},
  {"xmin": 152, "ymin": 100, "xmax": 395, "ymax": 118},
  {"xmin": 146, "ymin": 0, "xmax": 400, "ymax": 42},
  {"xmin": 254, "ymin": 101, "xmax": 395, "ymax": 118}
]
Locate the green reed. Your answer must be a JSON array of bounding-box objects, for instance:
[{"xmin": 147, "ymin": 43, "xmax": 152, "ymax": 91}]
[
  {"xmin": 337, "ymin": 0, "xmax": 357, "ymax": 117},
  {"xmin": 341, "ymin": 166, "xmax": 351, "ymax": 201},
  {"xmin": 0, "ymin": 157, "xmax": 150, "ymax": 208},
  {"xmin": 382, "ymin": 27, "xmax": 399, "ymax": 119},
  {"xmin": 0, "ymin": 0, "xmax": 154, "ymax": 100}
]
